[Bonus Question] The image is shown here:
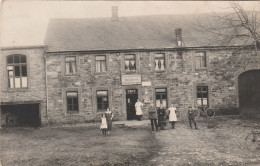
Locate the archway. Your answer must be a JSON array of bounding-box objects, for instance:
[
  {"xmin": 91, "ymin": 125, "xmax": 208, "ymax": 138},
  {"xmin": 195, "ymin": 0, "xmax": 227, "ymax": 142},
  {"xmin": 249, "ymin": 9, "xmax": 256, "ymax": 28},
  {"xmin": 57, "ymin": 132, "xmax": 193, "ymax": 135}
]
[{"xmin": 238, "ymin": 70, "xmax": 260, "ymax": 117}]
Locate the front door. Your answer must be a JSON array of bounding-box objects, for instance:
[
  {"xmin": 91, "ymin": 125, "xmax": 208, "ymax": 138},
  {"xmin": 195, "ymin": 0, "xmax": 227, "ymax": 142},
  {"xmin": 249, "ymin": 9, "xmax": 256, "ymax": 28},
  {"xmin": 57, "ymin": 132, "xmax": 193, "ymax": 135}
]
[{"xmin": 126, "ymin": 89, "xmax": 138, "ymax": 120}]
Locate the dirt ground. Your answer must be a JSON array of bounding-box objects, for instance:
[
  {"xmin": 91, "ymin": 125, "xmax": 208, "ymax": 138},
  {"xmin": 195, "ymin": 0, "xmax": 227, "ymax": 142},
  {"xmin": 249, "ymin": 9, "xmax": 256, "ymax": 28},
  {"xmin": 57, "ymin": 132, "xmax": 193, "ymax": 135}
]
[{"xmin": 0, "ymin": 118, "xmax": 259, "ymax": 166}]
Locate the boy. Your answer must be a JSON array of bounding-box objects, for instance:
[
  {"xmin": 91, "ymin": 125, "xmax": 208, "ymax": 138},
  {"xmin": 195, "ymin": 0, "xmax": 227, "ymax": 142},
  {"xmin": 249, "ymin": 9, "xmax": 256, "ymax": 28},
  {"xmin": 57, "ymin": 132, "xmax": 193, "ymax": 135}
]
[{"xmin": 188, "ymin": 106, "xmax": 198, "ymax": 130}]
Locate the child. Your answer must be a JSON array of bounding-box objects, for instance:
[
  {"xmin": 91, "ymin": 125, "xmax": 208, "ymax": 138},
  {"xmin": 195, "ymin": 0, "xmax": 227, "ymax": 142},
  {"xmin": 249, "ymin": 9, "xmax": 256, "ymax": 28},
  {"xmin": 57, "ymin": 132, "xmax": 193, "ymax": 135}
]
[
  {"xmin": 100, "ymin": 113, "xmax": 108, "ymax": 135},
  {"xmin": 188, "ymin": 106, "xmax": 198, "ymax": 130}
]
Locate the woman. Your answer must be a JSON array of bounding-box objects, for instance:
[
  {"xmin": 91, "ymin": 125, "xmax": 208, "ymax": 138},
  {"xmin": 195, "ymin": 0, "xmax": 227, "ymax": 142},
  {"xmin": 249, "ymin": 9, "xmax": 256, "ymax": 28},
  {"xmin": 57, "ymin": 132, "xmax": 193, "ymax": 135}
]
[
  {"xmin": 105, "ymin": 107, "xmax": 114, "ymax": 135},
  {"xmin": 168, "ymin": 104, "xmax": 177, "ymax": 129},
  {"xmin": 157, "ymin": 104, "xmax": 166, "ymax": 130}
]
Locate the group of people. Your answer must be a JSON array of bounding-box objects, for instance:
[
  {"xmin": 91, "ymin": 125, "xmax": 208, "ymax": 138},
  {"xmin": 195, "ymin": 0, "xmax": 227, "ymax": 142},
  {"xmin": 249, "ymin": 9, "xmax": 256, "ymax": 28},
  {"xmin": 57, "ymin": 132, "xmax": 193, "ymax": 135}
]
[
  {"xmin": 149, "ymin": 104, "xmax": 199, "ymax": 131},
  {"xmin": 100, "ymin": 108, "xmax": 114, "ymax": 136},
  {"xmin": 100, "ymin": 99, "xmax": 199, "ymax": 135}
]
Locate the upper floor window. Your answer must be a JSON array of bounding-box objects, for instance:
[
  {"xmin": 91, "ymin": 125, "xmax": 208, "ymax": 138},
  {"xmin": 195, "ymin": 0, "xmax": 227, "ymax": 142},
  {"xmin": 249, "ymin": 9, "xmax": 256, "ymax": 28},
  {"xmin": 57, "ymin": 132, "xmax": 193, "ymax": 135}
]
[
  {"xmin": 196, "ymin": 86, "xmax": 208, "ymax": 106},
  {"xmin": 155, "ymin": 54, "xmax": 165, "ymax": 71},
  {"xmin": 195, "ymin": 52, "xmax": 207, "ymax": 69},
  {"xmin": 125, "ymin": 54, "xmax": 136, "ymax": 71},
  {"xmin": 66, "ymin": 91, "xmax": 79, "ymax": 112},
  {"xmin": 7, "ymin": 54, "xmax": 27, "ymax": 88},
  {"xmin": 65, "ymin": 57, "xmax": 76, "ymax": 74},
  {"xmin": 96, "ymin": 55, "xmax": 107, "ymax": 72}
]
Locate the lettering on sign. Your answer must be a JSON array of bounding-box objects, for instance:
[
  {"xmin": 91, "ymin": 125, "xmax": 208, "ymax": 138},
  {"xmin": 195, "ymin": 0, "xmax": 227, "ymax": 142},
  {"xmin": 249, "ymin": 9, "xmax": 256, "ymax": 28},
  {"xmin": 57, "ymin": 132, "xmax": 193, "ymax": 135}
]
[{"xmin": 121, "ymin": 74, "xmax": 141, "ymax": 85}]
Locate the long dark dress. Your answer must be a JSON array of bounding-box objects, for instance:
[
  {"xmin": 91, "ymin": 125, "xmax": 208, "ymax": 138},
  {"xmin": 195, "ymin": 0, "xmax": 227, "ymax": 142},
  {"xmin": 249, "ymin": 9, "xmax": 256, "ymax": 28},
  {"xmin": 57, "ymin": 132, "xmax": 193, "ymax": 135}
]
[
  {"xmin": 157, "ymin": 108, "xmax": 166, "ymax": 129},
  {"xmin": 105, "ymin": 112, "xmax": 113, "ymax": 131}
]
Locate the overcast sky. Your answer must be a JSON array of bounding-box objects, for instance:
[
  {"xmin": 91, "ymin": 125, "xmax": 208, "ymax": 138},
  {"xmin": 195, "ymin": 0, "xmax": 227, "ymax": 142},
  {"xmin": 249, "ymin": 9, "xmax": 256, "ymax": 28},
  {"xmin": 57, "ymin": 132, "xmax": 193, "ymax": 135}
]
[{"xmin": 0, "ymin": 1, "xmax": 259, "ymax": 47}]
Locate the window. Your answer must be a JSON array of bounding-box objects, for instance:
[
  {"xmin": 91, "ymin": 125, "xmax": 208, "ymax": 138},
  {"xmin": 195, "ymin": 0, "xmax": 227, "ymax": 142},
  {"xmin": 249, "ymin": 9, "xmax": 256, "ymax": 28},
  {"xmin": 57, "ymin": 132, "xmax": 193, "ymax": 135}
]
[
  {"xmin": 97, "ymin": 90, "xmax": 109, "ymax": 111},
  {"xmin": 125, "ymin": 54, "xmax": 136, "ymax": 71},
  {"xmin": 96, "ymin": 55, "xmax": 107, "ymax": 72},
  {"xmin": 197, "ymin": 86, "xmax": 208, "ymax": 106},
  {"xmin": 195, "ymin": 52, "xmax": 207, "ymax": 69},
  {"xmin": 155, "ymin": 54, "xmax": 166, "ymax": 71},
  {"xmin": 177, "ymin": 51, "xmax": 183, "ymax": 59},
  {"xmin": 66, "ymin": 92, "xmax": 79, "ymax": 112},
  {"xmin": 155, "ymin": 88, "xmax": 167, "ymax": 107},
  {"xmin": 65, "ymin": 57, "xmax": 76, "ymax": 74},
  {"xmin": 7, "ymin": 55, "xmax": 27, "ymax": 88}
]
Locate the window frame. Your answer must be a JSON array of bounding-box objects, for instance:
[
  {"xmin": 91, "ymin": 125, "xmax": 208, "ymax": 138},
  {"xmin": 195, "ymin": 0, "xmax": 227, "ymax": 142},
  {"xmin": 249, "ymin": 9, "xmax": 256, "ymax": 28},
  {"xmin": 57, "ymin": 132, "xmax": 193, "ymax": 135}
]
[
  {"xmin": 65, "ymin": 56, "xmax": 77, "ymax": 75},
  {"xmin": 196, "ymin": 86, "xmax": 209, "ymax": 106},
  {"xmin": 95, "ymin": 55, "xmax": 107, "ymax": 73},
  {"xmin": 66, "ymin": 91, "xmax": 79, "ymax": 112},
  {"xmin": 96, "ymin": 90, "xmax": 109, "ymax": 112},
  {"xmin": 155, "ymin": 88, "xmax": 168, "ymax": 108},
  {"xmin": 6, "ymin": 54, "xmax": 28, "ymax": 89},
  {"xmin": 124, "ymin": 54, "xmax": 137, "ymax": 73},
  {"xmin": 154, "ymin": 53, "xmax": 166, "ymax": 71},
  {"xmin": 195, "ymin": 51, "xmax": 207, "ymax": 70}
]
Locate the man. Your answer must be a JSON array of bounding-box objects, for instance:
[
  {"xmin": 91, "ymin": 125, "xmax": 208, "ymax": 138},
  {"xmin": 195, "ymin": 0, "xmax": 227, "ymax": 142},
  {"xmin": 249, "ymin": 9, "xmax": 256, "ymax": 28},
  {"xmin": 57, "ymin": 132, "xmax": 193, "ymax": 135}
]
[
  {"xmin": 157, "ymin": 104, "xmax": 166, "ymax": 130},
  {"xmin": 149, "ymin": 103, "xmax": 158, "ymax": 131},
  {"xmin": 135, "ymin": 99, "xmax": 143, "ymax": 121},
  {"xmin": 188, "ymin": 106, "xmax": 198, "ymax": 130}
]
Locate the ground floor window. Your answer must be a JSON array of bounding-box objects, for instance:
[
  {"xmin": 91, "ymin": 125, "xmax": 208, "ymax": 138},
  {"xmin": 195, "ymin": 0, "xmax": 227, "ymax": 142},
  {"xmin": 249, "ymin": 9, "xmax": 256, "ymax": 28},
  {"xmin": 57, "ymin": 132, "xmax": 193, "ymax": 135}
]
[
  {"xmin": 196, "ymin": 86, "xmax": 208, "ymax": 106},
  {"xmin": 67, "ymin": 92, "xmax": 79, "ymax": 112},
  {"xmin": 155, "ymin": 88, "xmax": 167, "ymax": 108},
  {"xmin": 97, "ymin": 90, "xmax": 108, "ymax": 111}
]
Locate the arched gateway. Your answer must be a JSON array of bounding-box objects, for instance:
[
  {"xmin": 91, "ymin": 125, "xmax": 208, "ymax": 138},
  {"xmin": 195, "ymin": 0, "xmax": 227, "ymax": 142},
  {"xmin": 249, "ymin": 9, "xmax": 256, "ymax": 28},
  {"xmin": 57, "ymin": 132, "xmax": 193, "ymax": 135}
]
[{"xmin": 238, "ymin": 70, "xmax": 260, "ymax": 117}]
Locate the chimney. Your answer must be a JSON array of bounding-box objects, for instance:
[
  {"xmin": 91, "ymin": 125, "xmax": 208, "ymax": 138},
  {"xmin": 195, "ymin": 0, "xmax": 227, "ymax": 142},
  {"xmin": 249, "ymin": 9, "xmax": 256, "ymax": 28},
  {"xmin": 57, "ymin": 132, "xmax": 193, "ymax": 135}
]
[
  {"xmin": 111, "ymin": 6, "xmax": 119, "ymax": 21},
  {"xmin": 175, "ymin": 28, "xmax": 182, "ymax": 46}
]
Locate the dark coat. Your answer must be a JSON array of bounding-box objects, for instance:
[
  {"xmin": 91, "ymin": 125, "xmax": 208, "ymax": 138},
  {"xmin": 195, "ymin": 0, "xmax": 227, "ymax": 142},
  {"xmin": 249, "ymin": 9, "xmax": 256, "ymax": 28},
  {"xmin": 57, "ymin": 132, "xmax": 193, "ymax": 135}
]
[
  {"xmin": 188, "ymin": 109, "xmax": 196, "ymax": 119},
  {"xmin": 149, "ymin": 107, "xmax": 157, "ymax": 119}
]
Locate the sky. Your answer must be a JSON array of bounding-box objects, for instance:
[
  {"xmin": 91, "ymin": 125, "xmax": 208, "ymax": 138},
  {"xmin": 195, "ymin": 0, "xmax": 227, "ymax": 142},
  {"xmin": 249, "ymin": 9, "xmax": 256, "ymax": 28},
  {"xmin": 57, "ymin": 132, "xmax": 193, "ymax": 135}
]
[{"xmin": 0, "ymin": 1, "xmax": 259, "ymax": 47}]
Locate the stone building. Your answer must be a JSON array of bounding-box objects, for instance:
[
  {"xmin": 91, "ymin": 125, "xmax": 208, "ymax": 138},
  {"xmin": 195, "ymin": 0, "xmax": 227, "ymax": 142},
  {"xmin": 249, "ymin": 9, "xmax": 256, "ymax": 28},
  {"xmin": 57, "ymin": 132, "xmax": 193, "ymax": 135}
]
[{"xmin": 1, "ymin": 10, "xmax": 259, "ymax": 126}]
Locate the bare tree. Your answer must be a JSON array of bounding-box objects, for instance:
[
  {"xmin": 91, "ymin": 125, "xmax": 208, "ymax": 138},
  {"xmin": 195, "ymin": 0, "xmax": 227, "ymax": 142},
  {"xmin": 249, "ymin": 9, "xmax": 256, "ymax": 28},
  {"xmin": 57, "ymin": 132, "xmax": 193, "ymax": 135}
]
[{"xmin": 196, "ymin": 2, "xmax": 259, "ymax": 54}]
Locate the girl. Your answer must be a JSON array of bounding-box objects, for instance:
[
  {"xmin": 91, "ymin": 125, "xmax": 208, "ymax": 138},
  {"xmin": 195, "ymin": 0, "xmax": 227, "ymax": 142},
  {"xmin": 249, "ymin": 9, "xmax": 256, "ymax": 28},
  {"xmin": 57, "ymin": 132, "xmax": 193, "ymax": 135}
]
[
  {"xmin": 168, "ymin": 104, "xmax": 177, "ymax": 129},
  {"xmin": 100, "ymin": 113, "xmax": 108, "ymax": 135}
]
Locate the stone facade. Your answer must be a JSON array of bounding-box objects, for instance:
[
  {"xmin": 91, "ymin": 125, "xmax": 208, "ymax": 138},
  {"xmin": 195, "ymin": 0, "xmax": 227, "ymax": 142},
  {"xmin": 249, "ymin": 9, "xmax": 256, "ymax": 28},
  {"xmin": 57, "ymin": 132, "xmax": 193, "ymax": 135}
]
[
  {"xmin": 0, "ymin": 46, "xmax": 47, "ymax": 126},
  {"xmin": 45, "ymin": 48, "xmax": 260, "ymax": 123}
]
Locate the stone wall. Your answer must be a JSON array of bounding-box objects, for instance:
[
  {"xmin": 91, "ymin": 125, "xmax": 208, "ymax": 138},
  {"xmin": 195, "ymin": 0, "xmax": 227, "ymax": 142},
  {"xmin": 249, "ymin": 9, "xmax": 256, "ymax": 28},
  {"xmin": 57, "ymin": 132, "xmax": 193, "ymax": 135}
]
[
  {"xmin": 0, "ymin": 46, "xmax": 47, "ymax": 125},
  {"xmin": 45, "ymin": 48, "xmax": 260, "ymax": 123}
]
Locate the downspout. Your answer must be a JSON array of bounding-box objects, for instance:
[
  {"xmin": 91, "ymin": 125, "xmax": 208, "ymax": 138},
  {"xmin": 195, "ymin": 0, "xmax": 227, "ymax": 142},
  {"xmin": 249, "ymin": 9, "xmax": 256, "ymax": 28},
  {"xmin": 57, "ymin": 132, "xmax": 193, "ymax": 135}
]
[{"xmin": 44, "ymin": 52, "xmax": 49, "ymax": 125}]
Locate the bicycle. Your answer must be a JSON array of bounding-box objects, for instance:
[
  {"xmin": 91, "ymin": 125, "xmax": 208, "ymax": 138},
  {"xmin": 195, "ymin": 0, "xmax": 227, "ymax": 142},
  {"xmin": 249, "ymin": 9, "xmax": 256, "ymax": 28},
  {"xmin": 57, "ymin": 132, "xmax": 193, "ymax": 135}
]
[
  {"xmin": 245, "ymin": 130, "xmax": 260, "ymax": 151},
  {"xmin": 194, "ymin": 105, "xmax": 215, "ymax": 118}
]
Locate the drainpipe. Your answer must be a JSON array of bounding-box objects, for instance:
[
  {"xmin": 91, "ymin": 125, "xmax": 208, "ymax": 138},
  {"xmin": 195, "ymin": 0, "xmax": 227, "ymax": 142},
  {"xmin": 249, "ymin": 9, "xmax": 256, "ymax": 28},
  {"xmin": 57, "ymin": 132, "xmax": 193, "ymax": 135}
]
[{"xmin": 44, "ymin": 52, "xmax": 49, "ymax": 125}]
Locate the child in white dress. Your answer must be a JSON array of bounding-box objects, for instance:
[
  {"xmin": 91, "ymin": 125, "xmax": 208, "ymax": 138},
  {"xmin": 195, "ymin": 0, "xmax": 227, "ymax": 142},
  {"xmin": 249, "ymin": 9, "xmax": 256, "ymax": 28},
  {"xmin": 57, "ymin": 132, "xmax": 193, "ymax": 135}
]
[
  {"xmin": 100, "ymin": 113, "xmax": 108, "ymax": 135},
  {"xmin": 168, "ymin": 104, "xmax": 177, "ymax": 129}
]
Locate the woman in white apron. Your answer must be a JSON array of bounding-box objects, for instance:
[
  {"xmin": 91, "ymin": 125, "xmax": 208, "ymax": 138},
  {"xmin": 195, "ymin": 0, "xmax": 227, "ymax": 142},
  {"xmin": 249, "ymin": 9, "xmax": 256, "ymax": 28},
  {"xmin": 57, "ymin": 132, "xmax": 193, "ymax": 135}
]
[{"xmin": 168, "ymin": 104, "xmax": 177, "ymax": 129}]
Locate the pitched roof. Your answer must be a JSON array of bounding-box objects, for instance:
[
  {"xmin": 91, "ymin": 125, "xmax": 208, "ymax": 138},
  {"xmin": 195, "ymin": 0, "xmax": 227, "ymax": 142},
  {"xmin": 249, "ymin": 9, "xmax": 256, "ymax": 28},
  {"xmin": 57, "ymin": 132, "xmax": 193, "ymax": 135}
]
[{"xmin": 44, "ymin": 14, "xmax": 255, "ymax": 52}]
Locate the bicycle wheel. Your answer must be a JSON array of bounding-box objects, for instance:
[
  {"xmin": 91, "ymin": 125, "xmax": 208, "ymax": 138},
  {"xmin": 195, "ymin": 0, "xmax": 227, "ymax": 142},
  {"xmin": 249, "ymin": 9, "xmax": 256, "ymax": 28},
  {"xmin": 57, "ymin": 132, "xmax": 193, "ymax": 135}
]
[
  {"xmin": 206, "ymin": 108, "xmax": 215, "ymax": 118},
  {"xmin": 194, "ymin": 109, "xmax": 200, "ymax": 118},
  {"xmin": 245, "ymin": 133, "xmax": 258, "ymax": 151}
]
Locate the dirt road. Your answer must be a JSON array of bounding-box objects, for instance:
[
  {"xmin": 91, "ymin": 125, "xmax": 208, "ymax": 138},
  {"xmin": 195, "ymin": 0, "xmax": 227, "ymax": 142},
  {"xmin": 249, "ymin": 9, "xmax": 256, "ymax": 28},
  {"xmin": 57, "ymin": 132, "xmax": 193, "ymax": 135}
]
[{"xmin": 0, "ymin": 118, "xmax": 259, "ymax": 166}]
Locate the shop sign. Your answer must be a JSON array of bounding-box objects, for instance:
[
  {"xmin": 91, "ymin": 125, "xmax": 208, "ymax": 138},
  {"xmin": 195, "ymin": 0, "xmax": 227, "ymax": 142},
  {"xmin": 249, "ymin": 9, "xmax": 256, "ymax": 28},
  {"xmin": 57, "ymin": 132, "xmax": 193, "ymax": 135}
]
[
  {"xmin": 121, "ymin": 74, "xmax": 141, "ymax": 85},
  {"xmin": 142, "ymin": 81, "xmax": 151, "ymax": 86}
]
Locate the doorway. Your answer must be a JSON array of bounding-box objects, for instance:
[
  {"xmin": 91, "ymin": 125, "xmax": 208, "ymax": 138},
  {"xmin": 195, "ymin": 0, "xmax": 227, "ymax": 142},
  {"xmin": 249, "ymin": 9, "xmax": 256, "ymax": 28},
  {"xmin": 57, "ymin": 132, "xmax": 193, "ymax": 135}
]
[
  {"xmin": 238, "ymin": 70, "xmax": 260, "ymax": 116},
  {"xmin": 1, "ymin": 103, "xmax": 41, "ymax": 127},
  {"xmin": 126, "ymin": 89, "xmax": 138, "ymax": 120}
]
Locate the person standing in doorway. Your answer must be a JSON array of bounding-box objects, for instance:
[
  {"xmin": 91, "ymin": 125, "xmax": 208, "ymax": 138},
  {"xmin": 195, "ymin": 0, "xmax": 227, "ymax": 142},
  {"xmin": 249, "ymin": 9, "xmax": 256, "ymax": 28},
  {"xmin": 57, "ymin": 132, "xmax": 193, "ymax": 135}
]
[
  {"xmin": 168, "ymin": 104, "xmax": 177, "ymax": 129},
  {"xmin": 149, "ymin": 103, "xmax": 158, "ymax": 131},
  {"xmin": 105, "ymin": 107, "xmax": 114, "ymax": 135},
  {"xmin": 135, "ymin": 99, "xmax": 143, "ymax": 121},
  {"xmin": 188, "ymin": 106, "xmax": 198, "ymax": 130}
]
